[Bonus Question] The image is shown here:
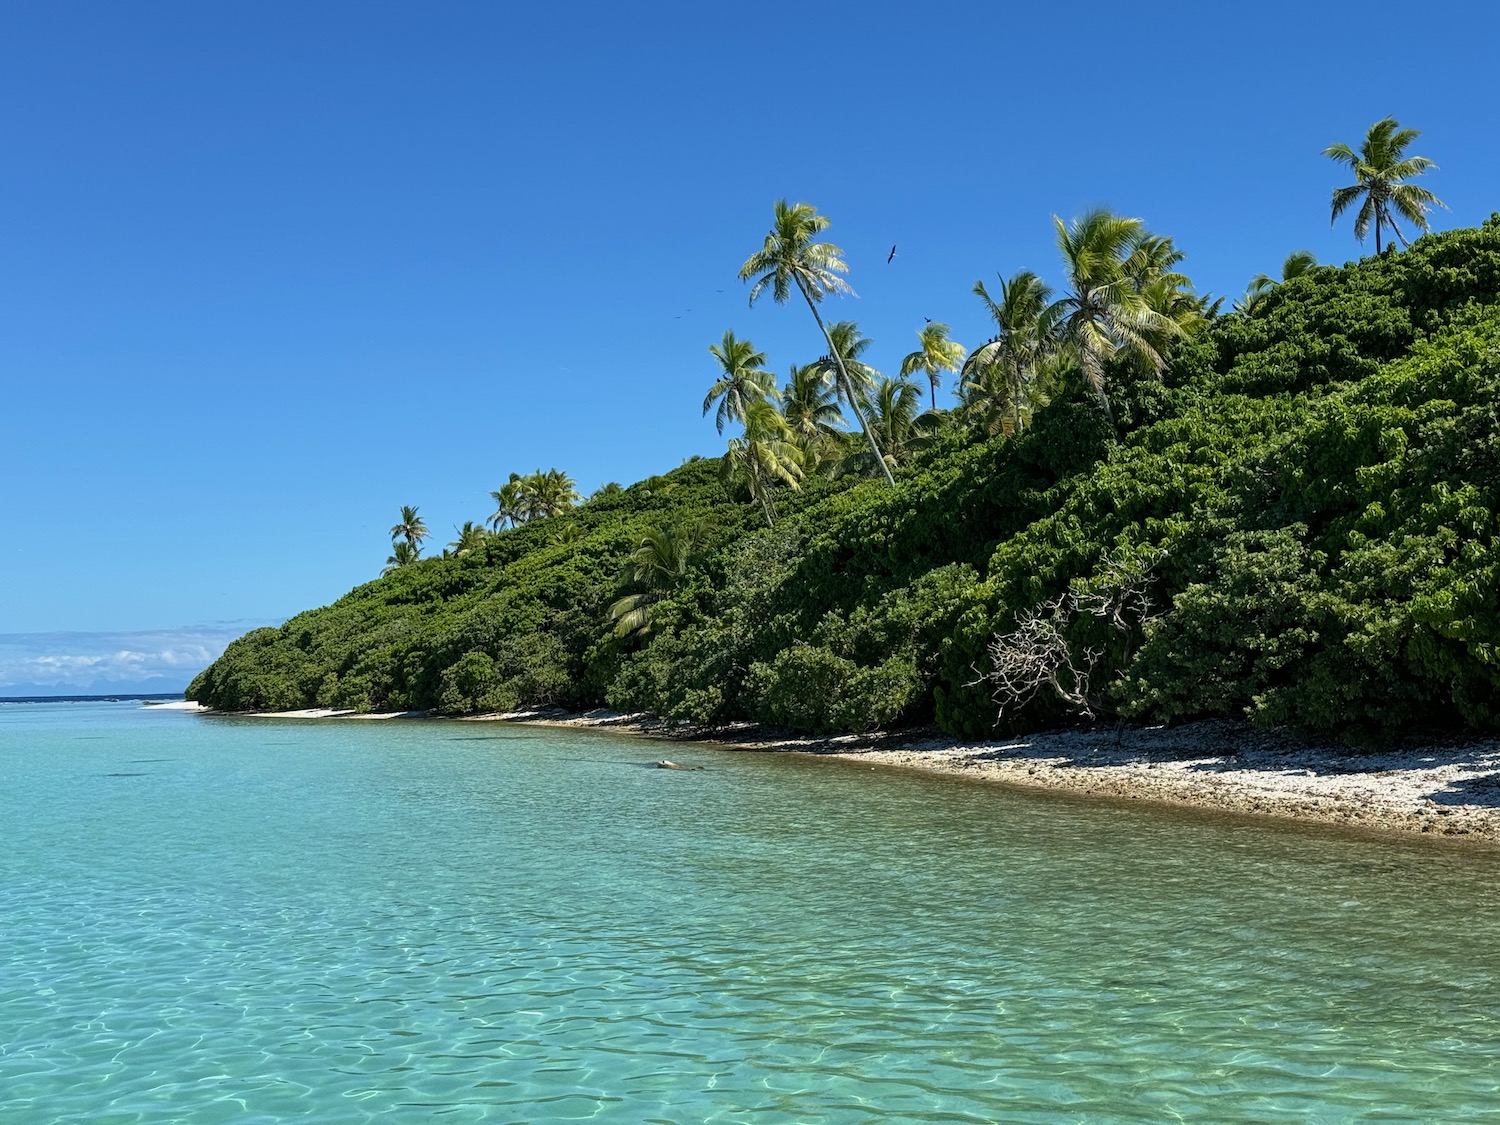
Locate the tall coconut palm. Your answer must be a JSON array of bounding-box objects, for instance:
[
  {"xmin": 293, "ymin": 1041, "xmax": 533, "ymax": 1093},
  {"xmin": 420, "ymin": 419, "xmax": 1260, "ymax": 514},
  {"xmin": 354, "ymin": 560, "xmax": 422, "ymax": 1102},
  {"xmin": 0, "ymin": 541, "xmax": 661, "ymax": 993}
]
[
  {"xmin": 962, "ymin": 270, "xmax": 1059, "ymax": 435},
  {"xmin": 781, "ymin": 361, "xmax": 845, "ymax": 472},
  {"xmin": 389, "ymin": 505, "xmax": 428, "ymax": 554},
  {"xmin": 384, "ymin": 539, "xmax": 420, "ymax": 574},
  {"xmin": 1236, "ymin": 250, "xmax": 1318, "ymax": 314},
  {"xmin": 1049, "ymin": 209, "xmax": 1179, "ymax": 422},
  {"xmin": 722, "ymin": 398, "xmax": 804, "ymax": 526},
  {"xmin": 702, "ymin": 330, "xmax": 779, "ymax": 433},
  {"xmin": 900, "ymin": 322, "xmax": 968, "ymax": 410},
  {"xmin": 609, "ymin": 520, "xmax": 709, "ymax": 639},
  {"xmin": 739, "ymin": 200, "xmax": 895, "ymax": 487},
  {"xmin": 1325, "ymin": 117, "xmax": 1446, "ymax": 253}
]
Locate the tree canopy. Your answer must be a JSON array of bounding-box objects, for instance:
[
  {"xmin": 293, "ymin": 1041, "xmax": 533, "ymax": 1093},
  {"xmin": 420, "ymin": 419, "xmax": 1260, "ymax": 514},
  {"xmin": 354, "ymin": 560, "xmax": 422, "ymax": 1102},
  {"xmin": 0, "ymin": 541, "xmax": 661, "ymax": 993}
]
[{"xmin": 193, "ymin": 205, "xmax": 1500, "ymax": 752}]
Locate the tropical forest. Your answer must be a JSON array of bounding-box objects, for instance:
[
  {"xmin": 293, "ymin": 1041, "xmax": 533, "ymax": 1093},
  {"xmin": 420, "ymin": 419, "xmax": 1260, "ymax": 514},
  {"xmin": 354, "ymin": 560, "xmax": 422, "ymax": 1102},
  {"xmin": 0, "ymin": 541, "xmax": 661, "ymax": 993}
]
[{"xmin": 189, "ymin": 119, "xmax": 1500, "ymax": 748}]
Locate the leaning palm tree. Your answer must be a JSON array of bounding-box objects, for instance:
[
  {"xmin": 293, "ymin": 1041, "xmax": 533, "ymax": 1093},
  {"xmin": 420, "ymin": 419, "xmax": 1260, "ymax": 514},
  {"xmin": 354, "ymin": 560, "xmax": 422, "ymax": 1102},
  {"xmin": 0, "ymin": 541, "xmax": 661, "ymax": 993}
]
[
  {"xmin": 813, "ymin": 320, "xmax": 880, "ymax": 413},
  {"xmin": 962, "ymin": 270, "xmax": 1060, "ymax": 435},
  {"xmin": 703, "ymin": 330, "xmax": 779, "ymax": 434},
  {"xmin": 1325, "ymin": 117, "xmax": 1446, "ymax": 253},
  {"xmin": 384, "ymin": 539, "xmax": 420, "ymax": 574},
  {"xmin": 1236, "ymin": 250, "xmax": 1318, "ymax": 314},
  {"xmin": 900, "ymin": 322, "xmax": 968, "ymax": 410},
  {"xmin": 722, "ymin": 398, "xmax": 804, "ymax": 526},
  {"xmin": 1049, "ymin": 209, "xmax": 1179, "ymax": 423},
  {"xmin": 389, "ymin": 505, "xmax": 428, "ymax": 554},
  {"xmin": 739, "ymin": 200, "xmax": 895, "ymax": 486},
  {"xmin": 609, "ymin": 521, "xmax": 709, "ymax": 639}
]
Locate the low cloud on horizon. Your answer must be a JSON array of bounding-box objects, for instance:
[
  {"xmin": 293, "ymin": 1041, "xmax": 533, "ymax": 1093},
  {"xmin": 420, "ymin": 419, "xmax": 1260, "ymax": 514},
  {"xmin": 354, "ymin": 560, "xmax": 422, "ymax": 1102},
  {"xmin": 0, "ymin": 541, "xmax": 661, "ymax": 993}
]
[{"xmin": 0, "ymin": 623, "xmax": 273, "ymax": 694}]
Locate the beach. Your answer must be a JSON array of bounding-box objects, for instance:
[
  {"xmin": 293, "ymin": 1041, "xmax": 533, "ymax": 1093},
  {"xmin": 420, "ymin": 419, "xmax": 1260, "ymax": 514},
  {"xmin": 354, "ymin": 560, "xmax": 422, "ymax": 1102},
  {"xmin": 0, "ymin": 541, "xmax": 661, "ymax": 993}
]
[{"xmin": 185, "ymin": 703, "xmax": 1500, "ymax": 843}]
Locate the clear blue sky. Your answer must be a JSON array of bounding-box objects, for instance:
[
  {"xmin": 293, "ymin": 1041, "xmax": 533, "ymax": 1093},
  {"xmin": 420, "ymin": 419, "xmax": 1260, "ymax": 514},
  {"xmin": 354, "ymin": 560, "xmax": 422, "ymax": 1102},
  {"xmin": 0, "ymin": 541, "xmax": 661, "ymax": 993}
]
[{"xmin": 2, "ymin": 1, "xmax": 1497, "ymax": 686}]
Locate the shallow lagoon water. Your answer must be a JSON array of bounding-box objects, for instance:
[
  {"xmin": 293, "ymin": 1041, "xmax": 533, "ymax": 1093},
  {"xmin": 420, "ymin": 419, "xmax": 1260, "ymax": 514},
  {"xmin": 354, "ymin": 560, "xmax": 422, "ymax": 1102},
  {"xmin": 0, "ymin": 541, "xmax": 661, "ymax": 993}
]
[{"xmin": 2, "ymin": 702, "xmax": 1498, "ymax": 1122}]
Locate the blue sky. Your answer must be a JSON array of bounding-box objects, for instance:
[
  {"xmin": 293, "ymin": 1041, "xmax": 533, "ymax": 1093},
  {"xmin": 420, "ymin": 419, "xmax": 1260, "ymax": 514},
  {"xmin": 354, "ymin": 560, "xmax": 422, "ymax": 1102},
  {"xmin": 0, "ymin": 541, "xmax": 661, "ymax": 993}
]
[{"xmin": 2, "ymin": 1, "xmax": 1497, "ymax": 687}]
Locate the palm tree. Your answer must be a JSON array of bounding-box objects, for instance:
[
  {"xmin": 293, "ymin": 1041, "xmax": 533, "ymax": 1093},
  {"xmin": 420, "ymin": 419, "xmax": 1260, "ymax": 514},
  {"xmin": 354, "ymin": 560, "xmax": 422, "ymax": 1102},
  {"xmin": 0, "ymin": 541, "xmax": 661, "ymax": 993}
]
[
  {"xmin": 609, "ymin": 521, "xmax": 709, "ymax": 639},
  {"xmin": 813, "ymin": 320, "xmax": 880, "ymax": 416},
  {"xmin": 703, "ymin": 330, "xmax": 779, "ymax": 433},
  {"xmin": 445, "ymin": 521, "xmax": 490, "ymax": 558},
  {"xmin": 1049, "ymin": 209, "xmax": 1179, "ymax": 422},
  {"xmin": 1325, "ymin": 117, "xmax": 1446, "ymax": 253},
  {"xmin": 1126, "ymin": 233, "xmax": 1216, "ymax": 339},
  {"xmin": 739, "ymin": 200, "xmax": 895, "ymax": 487},
  {"xmin": 781, "ymin": 362, "xmax": 845, "ymax": 472},
  {"xmin": 722, "ymin": 398, "xmax": 804, "ymax": 526},
  {"xmin": 389, "ymin": 505, "xmax": 428, "ymax": 554},
  {"xmin": 961, "ymin": 270, "xmax": 1059, "ymax": 435},
  {"xmin": 488, "ymin": 476, "xmax": 529, "ymax": 530},
  {"xmin": 864, "ymin": 378, "xmax": 934, "ymax": 470},
  {"xmin": 900, "ymin": 322, "xmax": 968, "ymax": 410},
  {"xmin": 516, "ymin": 469, "xmax": 580, "ymax": 520},
  {"xmin": 384, "ymin": 539, "xmax": 420, "ymax": 574},
  {"xmin": 1236, "ymin": 250, "xmax": 1318, "ymax": 314},
  {"xmin": 546, "ymin": 522, "xmax": 586, "ymax": 552}
]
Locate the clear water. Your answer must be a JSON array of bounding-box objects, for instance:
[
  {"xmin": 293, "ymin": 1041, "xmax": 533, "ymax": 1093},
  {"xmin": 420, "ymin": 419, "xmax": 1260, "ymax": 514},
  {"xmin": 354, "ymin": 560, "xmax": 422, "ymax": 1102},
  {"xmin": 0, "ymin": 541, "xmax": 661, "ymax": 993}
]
[{"xmin": 2, "ymin": 703, "xmax": 1498, "ymax": 1123}]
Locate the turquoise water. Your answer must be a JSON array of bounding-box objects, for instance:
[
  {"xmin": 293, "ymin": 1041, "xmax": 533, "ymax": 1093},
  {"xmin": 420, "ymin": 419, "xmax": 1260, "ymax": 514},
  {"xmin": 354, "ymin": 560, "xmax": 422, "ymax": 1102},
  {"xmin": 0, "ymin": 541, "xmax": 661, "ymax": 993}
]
[{"xmin": 2, "ymin": 703, "xmax": 1498, "ymax": 1122}]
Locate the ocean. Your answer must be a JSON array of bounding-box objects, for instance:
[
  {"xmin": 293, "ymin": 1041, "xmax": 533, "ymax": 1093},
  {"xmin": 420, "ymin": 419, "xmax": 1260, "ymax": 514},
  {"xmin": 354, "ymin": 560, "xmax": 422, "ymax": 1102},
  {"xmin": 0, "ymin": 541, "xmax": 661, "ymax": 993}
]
[{"xmin": 3, "ymin": 700, "xmax": 1497, "ymax": 1121}]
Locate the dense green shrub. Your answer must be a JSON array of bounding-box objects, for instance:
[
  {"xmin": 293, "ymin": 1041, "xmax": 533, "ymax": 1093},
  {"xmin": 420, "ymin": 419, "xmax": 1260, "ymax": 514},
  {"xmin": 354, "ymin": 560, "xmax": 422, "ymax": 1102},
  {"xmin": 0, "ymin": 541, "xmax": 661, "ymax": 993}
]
[{"xmin": 191, "ymin": 218, "xmax": 1500, "ymax": 747}]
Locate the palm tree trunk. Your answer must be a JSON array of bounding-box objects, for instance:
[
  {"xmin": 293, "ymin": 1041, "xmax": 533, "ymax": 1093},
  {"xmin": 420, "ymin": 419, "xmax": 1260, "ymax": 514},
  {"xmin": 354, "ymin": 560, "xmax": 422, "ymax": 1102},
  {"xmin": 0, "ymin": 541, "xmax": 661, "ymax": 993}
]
[
  {"xmin": 753, "ymin": 468, "xmax": 777, "ymax": 527},
  {"xmin": 796, "ymin": 278, "xmax": 896, "ymax": 488}
]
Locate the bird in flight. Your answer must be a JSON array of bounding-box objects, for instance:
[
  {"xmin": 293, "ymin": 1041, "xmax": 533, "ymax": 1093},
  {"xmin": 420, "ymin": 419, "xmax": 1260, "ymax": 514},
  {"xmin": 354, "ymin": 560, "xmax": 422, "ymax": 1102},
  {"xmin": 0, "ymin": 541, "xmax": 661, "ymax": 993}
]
[{"xmin": 887, "ymin": 245, "xmax": 897, "ymax": 263}]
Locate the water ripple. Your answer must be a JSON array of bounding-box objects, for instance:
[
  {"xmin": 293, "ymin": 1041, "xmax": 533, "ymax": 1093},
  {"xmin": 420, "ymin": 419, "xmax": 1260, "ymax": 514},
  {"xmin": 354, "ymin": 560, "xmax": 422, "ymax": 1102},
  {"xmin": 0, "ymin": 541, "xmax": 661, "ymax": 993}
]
[{"xmin": 1, "ymin": 704, "xmax": 1498, "ymax": 1121}]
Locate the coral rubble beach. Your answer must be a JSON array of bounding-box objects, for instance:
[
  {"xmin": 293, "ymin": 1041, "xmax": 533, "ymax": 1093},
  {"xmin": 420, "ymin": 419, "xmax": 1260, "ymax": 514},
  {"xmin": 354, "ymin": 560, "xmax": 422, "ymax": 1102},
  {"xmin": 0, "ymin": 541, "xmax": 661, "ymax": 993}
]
[{"xmin": 188, "ymin": 703, "xmax": 1500, "ymax": 843}]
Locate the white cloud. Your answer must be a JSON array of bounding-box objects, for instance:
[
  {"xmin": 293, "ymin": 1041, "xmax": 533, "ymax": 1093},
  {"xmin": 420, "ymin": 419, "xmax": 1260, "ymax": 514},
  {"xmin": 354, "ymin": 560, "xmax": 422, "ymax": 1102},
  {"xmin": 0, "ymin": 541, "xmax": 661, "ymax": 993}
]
[{"xmin": 0, "ymin": 624, "xmax": 271, "ymax": 692}]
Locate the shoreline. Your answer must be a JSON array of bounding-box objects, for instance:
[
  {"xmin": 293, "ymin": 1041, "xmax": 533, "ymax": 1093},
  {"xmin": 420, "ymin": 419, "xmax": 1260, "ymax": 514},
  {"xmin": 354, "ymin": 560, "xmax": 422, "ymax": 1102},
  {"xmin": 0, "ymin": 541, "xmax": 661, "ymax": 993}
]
[{"xmin": 179, "ymin": 702, "xmax": 1500, "ymax": 844}]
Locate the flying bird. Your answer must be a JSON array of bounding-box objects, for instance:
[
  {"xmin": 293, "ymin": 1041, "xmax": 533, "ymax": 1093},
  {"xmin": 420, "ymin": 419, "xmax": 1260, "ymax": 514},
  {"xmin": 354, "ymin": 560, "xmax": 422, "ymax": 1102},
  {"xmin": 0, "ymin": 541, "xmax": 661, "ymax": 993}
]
[{"xmin": 887, "ymin": 245, "xmax": 897, "ymax": 263}]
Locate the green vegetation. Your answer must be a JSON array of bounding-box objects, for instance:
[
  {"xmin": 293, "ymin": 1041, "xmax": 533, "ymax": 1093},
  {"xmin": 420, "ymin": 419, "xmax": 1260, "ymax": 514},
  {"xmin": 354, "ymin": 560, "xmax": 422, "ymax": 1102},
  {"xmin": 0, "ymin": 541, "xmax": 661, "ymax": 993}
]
[
  {"xmin": 1326, "ymin": 116, "xmax": 1446, "ymax": 253},
  {"xmin": 741, "ymin": 200, "xmax": 897, "ymax": 487},
  {"xmin": 192, "ymin": 130, "xmax": 1499, "ymax": 749}
]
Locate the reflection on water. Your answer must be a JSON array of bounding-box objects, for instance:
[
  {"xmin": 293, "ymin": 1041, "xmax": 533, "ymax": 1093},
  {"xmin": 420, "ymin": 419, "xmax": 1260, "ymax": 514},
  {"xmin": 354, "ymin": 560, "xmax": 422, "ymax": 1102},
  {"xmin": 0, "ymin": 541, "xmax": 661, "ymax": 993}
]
[{"xmin": 2, "ymin": 702, "xmax": 1498, "ymax": 1122}]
